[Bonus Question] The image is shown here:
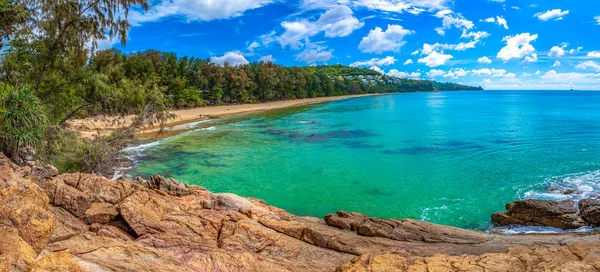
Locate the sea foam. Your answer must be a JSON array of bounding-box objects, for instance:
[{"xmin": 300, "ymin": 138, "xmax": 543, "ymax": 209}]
[{"xmin": 522, "ymin": 170, "xmax": 600, "ymax": 201}]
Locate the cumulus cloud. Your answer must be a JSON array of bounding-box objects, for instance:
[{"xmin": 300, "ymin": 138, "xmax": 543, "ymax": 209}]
[
  {"xmin": 388, "ymin": 69, "xmax": 421, "ymax": 79},
  {"xmin": 317, "ymin": 5, "xmax": 365, "ymax": 37},
  {"xmin": 443, "ymin": 68, "xmax": 469, "ymax": 79},
  {"xmin": 358, "ymin": 24, "xmax": 414, "ymax": 53},
  {"xmin": 596, "ymin": 16, "xmax": 600, "ymax": 25},
  {"xmin": 460, "ymin": 30, "xmax": 490, "ymax": 41},
  {"xmin": 434, "ymin": 12, "xmax": 474, "ymax": 35},
  {"xmin": 553, "ymin": 61, "xmax": 561, "ymax": 67},
  {"xmin": 548, "ymin": 44, "xmax": 567, "ymax": 58},
  {"xmin": 426, "ymin": 69, "xmax": 445, "ymax": 78},
  {"xmin": 370, "ymin": 66, "xmax": 384, "ymax": 74},
  {"xmin": 496, "ymin": 33, "xmax": 538, "ymax": 62},
  {"xmin": 279, "ymin": 5, "xmax": 364, "ymax": 49},
  {"xmin": 588, "ymin": 51, "xmax": 600, "ymax": 58},
  {"xmin": 576, "ymin": 61, "xmax": 600, "ymax": 72},
  {"xmin": 352, "ymin": 0, "xmax": 450, "ymax": 15},
  {"xmin": 129, "ymin": 0, "xmax": 275, "ymax": 25},
  {"xmin": 259, "ymin": 55, "xmax": 275, "ymax": 63},
  {"xmin": 523, "ymin": 53, "xmax": 537, "ymax": 64},
  {"xmin": 404, "ymin": 59, "xmax": 413, "ymax": 65},
  {"xmin": 471, "ymin": 68, "xmax": 508, "ymax": 77},
  {"xmin": 418, "ymin": 51, "xmax": 453, "ymax": 67},
  {"xmin": 211, "ymin": 52, "xmax": 250, "ymax": 66},
  {"xmin": 481, "ymin": 16, "xmax": 508, "ymax": 29},
  {"xmin": 478, "ymin": 56, "xmax": 492, "ymax": 64},
  {"xmin": 295, "ymin": 48, "xmax": 334, "ymax": 64},
  {"xmin": 247, "ymin": 41, "xmax": 260, "ymax": 51},
  {"xmin": 94, "ymin": 37, "xmax": 119, "ymax": 51},
  {"xmin": 535, "ymin": 9, "xmax": 569, "ymax": 21},
  {"xmin": 350, "ymin": 56, "xmax": 397, "ymax": 67}
]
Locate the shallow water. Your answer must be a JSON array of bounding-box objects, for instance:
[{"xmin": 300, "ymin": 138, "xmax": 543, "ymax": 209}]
[{"xmin": 127, "ymin": 91, "xmax": 600, "ymax": 230}]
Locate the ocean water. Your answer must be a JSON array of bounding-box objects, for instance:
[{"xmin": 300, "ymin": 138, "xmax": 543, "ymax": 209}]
[{"xmin": 127, "ymin": 91, "xmax": 600, "ymax": 230}]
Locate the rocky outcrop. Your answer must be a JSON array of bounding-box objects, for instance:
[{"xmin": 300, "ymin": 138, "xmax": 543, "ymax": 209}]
[
  {"xmin": 492, "ymin": 199, "xmax": 600, "ymax": 229},
  {"xmin": 2, "ymin": 153, "xmax": 600, "ymax": 271},
  {"xmin": 579, "ymin": 198, "xmax": 600, "ymax": 226},
  {"xmin": 338, "ymin": 243, "xmax": 600, "ymax": 272},
  {"xmin": 491, "ymin": 199, "xmax": 585, "ymax": 229}
]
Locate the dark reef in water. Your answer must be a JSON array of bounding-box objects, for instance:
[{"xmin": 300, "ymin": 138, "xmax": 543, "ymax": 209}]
[
  {"xmin": 342, "ymin": 141, "xmax": 384, "ymax": 149},
  {"xmin": 262, "ymin": 128, "xmax": 379, "ymax": 144}
]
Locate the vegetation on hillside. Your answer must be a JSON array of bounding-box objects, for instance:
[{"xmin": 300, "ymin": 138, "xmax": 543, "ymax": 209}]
[{"xmin": 0, "ymin": 0, "xmax": 481, "ymax": 175}]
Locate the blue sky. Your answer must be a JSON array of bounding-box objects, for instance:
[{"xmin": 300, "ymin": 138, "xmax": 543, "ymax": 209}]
[{"xmin": 101, "ymin": 0, "xmax": 600, "ymax": 90}]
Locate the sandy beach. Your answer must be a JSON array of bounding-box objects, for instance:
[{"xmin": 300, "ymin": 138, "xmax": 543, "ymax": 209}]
[{"xmin": 67, "ymin": 94, "xmax": 378, "ymax": 138}]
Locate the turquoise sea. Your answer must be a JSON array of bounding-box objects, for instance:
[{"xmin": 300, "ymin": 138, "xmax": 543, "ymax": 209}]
[{"xmin": 126, "ymin": 91, "xmax": 600, "ymax": 230}]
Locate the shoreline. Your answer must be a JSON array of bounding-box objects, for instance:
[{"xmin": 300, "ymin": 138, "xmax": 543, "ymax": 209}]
[{"xmin": 67, "ymin": 93, "xmax": 379, "ymax": 139}]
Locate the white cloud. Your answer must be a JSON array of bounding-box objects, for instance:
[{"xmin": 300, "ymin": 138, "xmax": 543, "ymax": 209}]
[
  {"xmin": 596, "ymin": 16, "xmax": 600, "ymax": 25},
  {"xmin": 553, "ymin": 60, "xmax": 561, "ymax": 67},
  {"xmin": 548, "ymin": 45, "xmax": 566, "ymax": 58},
  {"xmin": 352, "ymin": 0, "xmax": 450, "ymax": 15},
  {"xmin": 504, "ymin": 73, "xmax": 516, "ymax": 78},
  {"xmin": 247, "ymin": 41, "xmax": 260, "ymax": 51},
  {"xmin": 535, "ymin": 70, "xmax": 541, "ymax": 75},
  {"xmin": 211, "ymin": 52, "xmax": 250, "ymax": 66},
  {"xmin": 278, "ymin": 5, "xmax": 364, "ymax": 49},
  {"xmin": 259, "ymin": 55, "xmax": 275, "ymax": 63},
  {"xmin": 358, "ymin": 24, "xmax": 414, "ymax": 53},
  {"xmin": 370, "ymin": 66, "xmax": 384, "ymax": 74},
  {"xmin": 576, "ymin": 61, "xmax": 600, "ymax": 72},
  {"xmin": 350, "ymin": 56, "xmax": 397, "ymax": 67},
  {"xmin": 317, "ymin": 5, "xmax": 365, "ymax": 37},
  {"xmin": 411, "ymin": 50, "xmax": 420, "ymax": 55},
  {"xmin": 588, "ymin": 51, "xmax": 600, "ymax": 58},
  {"xmin": 420, "ymin": 37, "xmax": 486, "ymax": 56},
  {"xmin": 435, "ymin": 12, "xmax": 474, "ymax": 35},
  {"xmin": 523, "ymin": 53, "xmax": 537, "ymax": 64},
  {"xmin": 388, "ymin": 69, "xmax": 421, "ymax": 79},
  {"xmin": 404, "ymin": 59, "xmax": 413, "ymax": 65},
  {"xmin": 460, "ymin": 30, "xmax": 490, "ymax": 41},
  {"xmin": 129, "ymin": 0, "xmax": 275, "ymax": 25},
  {"xmin": 418, "ymin": 51, "xmax": 453, "ymax": 67},
  {"xmin": 496, "ymin": 33, "xmax": 538, "ymax": 62},
  {"xmin": 535, "ymin": 9, "xmax": 569, "ymax": 21},
  {"xmin": 94, "ymin": 37, "xmax": 119, "ymax": 51},
  {"xmin": 426, "ymin": 69, "xmax": 445, "ymax": 78},
  {"xmin": 471, "ymin": 68, "xmax": 508, "ymax": 77},
  {"xmin": 541, "ymin": 70, "xmax": 600, "ymax": 82},
  {"xmin": 478, "ymin": 56, "xmax": 492, "ymax": 64},
  {"xmin": 443, "ymin": 68, "xmax": 469, "ymax": 79},
  {"xmin": 481, "ymin": 71, "xmax": 600, "ymax": 90},
  {"xmin": 481, "ymin": 16, "xmax": 508, "ymax": 29},
  {"xmin": 296, "ymin": 48, "xmax": 334, "ymax": 64}
]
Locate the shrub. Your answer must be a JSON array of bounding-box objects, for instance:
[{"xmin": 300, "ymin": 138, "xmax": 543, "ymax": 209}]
[{"xmin": 0, "ymin": 84, "xmax": 48, "ymax": 160}]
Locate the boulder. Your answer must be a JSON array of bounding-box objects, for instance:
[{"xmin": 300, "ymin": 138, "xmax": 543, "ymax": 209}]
[
  {"xmin": 492, "ymin": 199, "xmax": 585, "ymax": 229},
  {"xmin": 137, "ymin": 174, "xmax": 193, "ymax": 196},
  {"xmin": 325, "ymin": 210, "xmax": 491, "ymax": 244},
  {"xmin": 337, "ymin": 243, "xmax": 600, "ymax": 272},
  {"xmin": 579, "ymin": 198, "xmax": 600, "ymax": 226},
  {"xmin": 29, "ymin": 164, "xmax": 59, "ymax": 179},
  {"xmin": 85, "ymin": 203, "xmax": 119, "ymax": 224}
]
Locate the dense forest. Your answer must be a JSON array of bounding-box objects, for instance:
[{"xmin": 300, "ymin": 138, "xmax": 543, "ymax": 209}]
[
  {"xmin": 0, "ymin": 0, "xmax": 480, "ymax": 175},
  {"xmin": 84, "ymin": 50, "xmax": 481, "ymax": 112}
]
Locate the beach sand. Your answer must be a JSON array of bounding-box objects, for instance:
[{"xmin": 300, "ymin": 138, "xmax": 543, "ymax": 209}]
[{"xmin": 67, "ymin": 94, "xmax": 378, "ymax": 139}]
